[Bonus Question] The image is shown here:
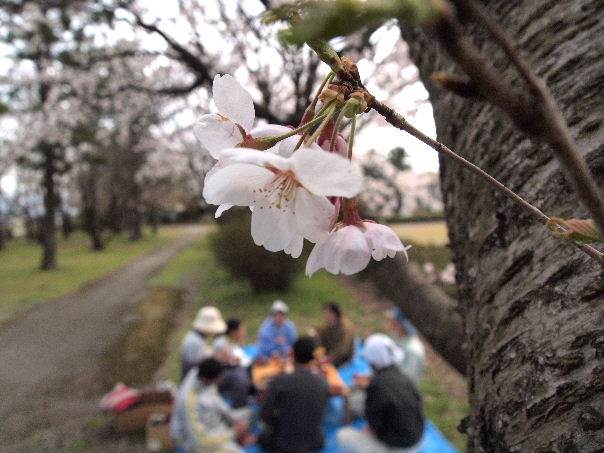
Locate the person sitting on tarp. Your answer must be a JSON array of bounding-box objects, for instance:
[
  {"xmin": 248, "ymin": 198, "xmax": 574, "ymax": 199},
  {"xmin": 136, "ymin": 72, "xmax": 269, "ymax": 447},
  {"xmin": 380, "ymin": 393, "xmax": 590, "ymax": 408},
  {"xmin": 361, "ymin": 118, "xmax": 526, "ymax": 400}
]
[
  {"xmin": 256, "ymin": 300, "xmax": 297, "ymax": 360},
  {"xmin": 314, "ymin": 302, "xmax": 355, "ymax": 367},
  {"xmin": 180, "ymin": 306, "xmax": 226, "ymax": 380},
  {"xmin": 258, "ymin": 336, "xmax": 330, "ymax": 453},
  {"xmin": 213, "ymin": 318, "xmax": 253, "ymax": 408},
  {"xmin": 171, "ymin": 358, "xmax": 252, "ymax": 453},
  {"xmin": 387, "ymin": 308, "xmax": 426, "ymax": 385},
  {"xmin": 338, "ymin": 334, "xmax": 424, "ymax": 453}
]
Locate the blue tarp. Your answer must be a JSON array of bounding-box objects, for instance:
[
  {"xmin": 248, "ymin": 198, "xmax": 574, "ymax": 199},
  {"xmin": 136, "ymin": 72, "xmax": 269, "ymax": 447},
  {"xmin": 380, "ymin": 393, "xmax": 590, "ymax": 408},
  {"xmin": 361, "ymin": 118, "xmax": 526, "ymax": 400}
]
[{"xmin": 241, "ymin": 344, "xmax": 458, "ymax": 453}]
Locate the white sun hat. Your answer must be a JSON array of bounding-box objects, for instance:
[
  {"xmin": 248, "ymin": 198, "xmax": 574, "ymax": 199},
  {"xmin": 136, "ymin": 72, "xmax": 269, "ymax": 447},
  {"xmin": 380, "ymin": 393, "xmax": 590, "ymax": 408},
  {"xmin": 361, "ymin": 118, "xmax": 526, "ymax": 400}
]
[
  {"xmin": 193, "ymin": 306, "xmax": 227, "ymax": 335},
  {"xmin": 271, "ymin": 300, "xmax": 289, "ymax": 314},
  {"xmin": 363, "ymin": 333, "xmax": 405, "ymax": 369}
]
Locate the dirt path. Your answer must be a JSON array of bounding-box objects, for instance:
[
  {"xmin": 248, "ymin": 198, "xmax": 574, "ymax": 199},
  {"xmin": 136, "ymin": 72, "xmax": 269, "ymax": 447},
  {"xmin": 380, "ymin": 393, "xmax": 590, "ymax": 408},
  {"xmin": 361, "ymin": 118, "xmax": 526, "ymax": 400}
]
[{"xmin": 0, "ymin": 226, "xmax": 202, "ymax": 453}]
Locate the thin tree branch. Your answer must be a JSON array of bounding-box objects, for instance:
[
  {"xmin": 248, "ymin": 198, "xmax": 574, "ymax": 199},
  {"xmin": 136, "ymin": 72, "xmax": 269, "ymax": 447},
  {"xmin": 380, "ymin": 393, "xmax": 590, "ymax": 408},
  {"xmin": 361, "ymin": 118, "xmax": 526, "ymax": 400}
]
[
  {"xmin": 129, "ymin": 13, "xmax": 213, "ymax": 83},
  {"xmin": 126, "ymin": 78, "xmax": 204, "ymax": 96},
  {"xmin": 370, "ymin": 98, "xmax": 604, "ymax": 265},
  {"xmin": 122, "ymin": 8, "xmax": 285, "ymax": 124}
]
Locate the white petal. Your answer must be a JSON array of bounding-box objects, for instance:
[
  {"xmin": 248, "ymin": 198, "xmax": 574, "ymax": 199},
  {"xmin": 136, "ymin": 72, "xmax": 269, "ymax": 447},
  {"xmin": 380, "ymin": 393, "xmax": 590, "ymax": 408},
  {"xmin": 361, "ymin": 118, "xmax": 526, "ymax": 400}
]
[
  {"xmin": 203, "ymin": 163, "xmax": 274, "ymax": 206},
  {"xmin": 306, "ymin": 241, "xmax": 327, "ymax": 277},
  {"xmin": 284, "ymin": 235, "xmax": 304, "ymax": 258},
  {"xmin": 213, "ymin": 74, "xmax": 255, "ymax": 131},
  {"xmin": 275, "ymin": 135, "xmax": 302, "ymax": 158},
  {"xmin": 290, "ymin": 147, "xmax": 362, "ymax": 197},
  {"xmin": 294, "ymin": 189, "xmax": 333, "ymax": 243},
  {"xmin": 248, "ymin": 125, "xmax": 295, "ymax": 156},
  {"xmin": 250, "ymin": 198, "xmax": 296, "ymax": 252},
  {"xmin": 215, "ymin": 204, "xmax": 233, "ymax": 218},
  {"xmin": 306, "ymin": 226, "xmax": 371, "ymax": 276},
  {"xmin": 214, "ymin": 147, "xmax": 291, "ymax": 171},
  {"xmin": 330, "ymin": 226, "xmax": 372, "ymax": 275},
  {"xmin": 363, "ymin": 222, "xmax": 406, "ymax": 261},
  {"xmin": 194, "ymin": 114, "xmax": 243, "ymax": 159},
  {"xmin": 249, "ymin": 124, "xmax": 291, "ymax": 138}
]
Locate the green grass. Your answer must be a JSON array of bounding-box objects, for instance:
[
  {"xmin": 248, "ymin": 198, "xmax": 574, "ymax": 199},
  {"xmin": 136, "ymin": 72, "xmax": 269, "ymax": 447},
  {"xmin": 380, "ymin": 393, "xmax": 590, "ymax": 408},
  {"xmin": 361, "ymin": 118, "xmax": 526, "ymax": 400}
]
[
  {"xmin": 0, "ymin": 226, "xmax": 189, "ymax": 323},
  {"xmin": 419, "ymin": 376, "xmax": 469, "ymax": 450},
  {"xmin": 407, "ymin": 242, "xmax": 452, "ymax": 271},
  {"xmin": 151, "ymin": 227, "xmax": 214, "ymax": 287},
  {"xmin": 158, "ymin": 236, "xmax": 467, "ymax": 450}
]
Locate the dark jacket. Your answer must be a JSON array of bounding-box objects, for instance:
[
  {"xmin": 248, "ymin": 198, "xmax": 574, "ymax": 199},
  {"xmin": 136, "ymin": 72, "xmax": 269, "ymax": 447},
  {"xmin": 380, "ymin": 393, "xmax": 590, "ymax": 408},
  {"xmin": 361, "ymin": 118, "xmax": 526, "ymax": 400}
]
[
  {"xmin": 259, "ymin": 367, "xmax": 330, "ymax": 453},
  {"xmin": 365, "ymin": 365, "xmax": 424, "ymax": 448},
  {"xmin": 317, "ymin": 317, "xmax": 355, "ymax": 367}
]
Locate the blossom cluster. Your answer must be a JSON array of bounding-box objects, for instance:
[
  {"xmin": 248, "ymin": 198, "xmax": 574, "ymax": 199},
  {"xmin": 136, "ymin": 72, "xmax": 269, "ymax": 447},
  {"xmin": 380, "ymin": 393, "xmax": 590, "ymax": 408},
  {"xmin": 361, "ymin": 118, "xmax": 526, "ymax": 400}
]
[{"xmin": 195, "ymin": 74, "xmax": 408, "ymax": 276}]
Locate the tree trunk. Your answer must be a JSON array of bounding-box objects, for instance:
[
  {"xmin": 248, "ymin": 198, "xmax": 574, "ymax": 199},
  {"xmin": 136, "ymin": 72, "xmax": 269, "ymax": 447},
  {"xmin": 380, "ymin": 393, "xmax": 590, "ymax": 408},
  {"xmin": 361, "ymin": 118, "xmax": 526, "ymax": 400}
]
[
  {"xmin": 149, "ymin": 206, "xmax": 159, "ymax": 235},
  {"xmin": 400, "ymin": 1, "xmax": 604, "ymax": 451},
  {"xmin": 129, "ymin": 208, "xmax": 142, "ymax": 241},
  {"xmin": 24, "ymin": 210, "xmax": 36, "ymax": 241},
  {"xmin": 61, "ymin": 211, "xmax": 73, "ymax": 239},
  {"xmin": 106, "ymin": 192, "xmax": 124, "ymax": 234},
  {"xmin": 40, "ymin": 144, "xmax": 57, "ymax": 270},
  {"xmin": 128, "ymin": 183, "xmax": 143, "ymax": 242},
  {"xmin": 360, "ymin": 258, "xmax": 466, "ymax": 374},
  {"xmin": 82, "ymin": 173, "xmax": 104, "ymax": 251}
]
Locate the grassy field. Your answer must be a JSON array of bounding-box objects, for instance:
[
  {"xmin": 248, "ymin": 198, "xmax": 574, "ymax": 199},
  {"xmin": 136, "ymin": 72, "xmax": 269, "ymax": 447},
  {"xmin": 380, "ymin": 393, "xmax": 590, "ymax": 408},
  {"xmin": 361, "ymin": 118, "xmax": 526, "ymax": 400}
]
[
  {"xmin": 0, "ymin": 226, "xmax": 187, "ymax": 323},
  {"xmin": 391, "ymin": 220, "xmax": 449, "ymax": 246},
  {"xmin": 156, "ymin": 235, "xmax": 468, "ymax": 451}
]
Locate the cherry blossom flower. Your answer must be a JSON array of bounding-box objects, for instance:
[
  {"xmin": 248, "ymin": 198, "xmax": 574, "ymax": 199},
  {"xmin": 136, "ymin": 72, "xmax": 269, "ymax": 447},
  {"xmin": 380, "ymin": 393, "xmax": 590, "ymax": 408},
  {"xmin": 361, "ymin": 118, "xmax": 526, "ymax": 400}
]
[
  {"xmin": 305, "ymin": 221, "xmax": 408, "ymax": 276},
  {"xmin": 203, "ymin": 146, "xmax": 362, "ymax": 256},
  {"xmin": 209, "ymin": 135, "xmax": 306, "ymax": 220},
  {"xmin": 194, "ymin": 74, "xmax": 290, "ymax": 158}
]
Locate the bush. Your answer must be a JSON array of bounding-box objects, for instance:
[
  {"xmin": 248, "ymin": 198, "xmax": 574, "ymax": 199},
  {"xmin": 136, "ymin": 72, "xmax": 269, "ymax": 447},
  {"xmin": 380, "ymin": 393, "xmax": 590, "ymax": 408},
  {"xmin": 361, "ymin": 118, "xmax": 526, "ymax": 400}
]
[{"xmin": 210, "ymin": 209, "xmax": 303, "ymax": 292}]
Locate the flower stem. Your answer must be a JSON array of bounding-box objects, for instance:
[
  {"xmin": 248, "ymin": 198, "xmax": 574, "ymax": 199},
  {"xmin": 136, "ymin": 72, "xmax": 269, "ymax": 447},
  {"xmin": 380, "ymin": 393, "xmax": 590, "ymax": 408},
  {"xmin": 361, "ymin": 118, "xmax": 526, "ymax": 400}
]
[
  {"xmin": 305, "ymin": 104, "xmax": 337, "ymax": 145},
  {"xmin": 329, "ymin": 107, "xmax": 347, "ymax": 152},
  {"xmin": 300, "ymin": 72, "xmax": 335, "ymax": 127},
  {"xmin": 294, "ymin": 101, "xmax": 334, "ymax": 151},
  {"xmin": 342, "ymin": 197, "xmax": 362, "ymax": 226},
  {"xmin": 348, "ymin": 114, "xmax": 357, "ymax": 160},
  {"xmin": 274, "ymin": 111, "xmax": 330, "ymax": 141}
]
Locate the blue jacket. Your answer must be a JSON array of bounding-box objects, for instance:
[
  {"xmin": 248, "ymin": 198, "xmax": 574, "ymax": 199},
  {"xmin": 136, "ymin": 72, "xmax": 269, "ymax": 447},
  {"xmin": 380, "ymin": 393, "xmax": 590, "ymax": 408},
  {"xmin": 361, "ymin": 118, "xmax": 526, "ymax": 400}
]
[{"xmin": 257, "ymin": 317, "xmax": 297, "ymax": 359}]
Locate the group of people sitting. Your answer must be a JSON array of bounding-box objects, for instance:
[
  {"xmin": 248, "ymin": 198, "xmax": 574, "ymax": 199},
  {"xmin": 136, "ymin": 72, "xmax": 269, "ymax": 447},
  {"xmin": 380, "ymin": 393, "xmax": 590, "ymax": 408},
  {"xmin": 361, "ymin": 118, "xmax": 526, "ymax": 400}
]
[{"xmin": 172, "ymin": 299, "xmax": 427, "ymax": 453}]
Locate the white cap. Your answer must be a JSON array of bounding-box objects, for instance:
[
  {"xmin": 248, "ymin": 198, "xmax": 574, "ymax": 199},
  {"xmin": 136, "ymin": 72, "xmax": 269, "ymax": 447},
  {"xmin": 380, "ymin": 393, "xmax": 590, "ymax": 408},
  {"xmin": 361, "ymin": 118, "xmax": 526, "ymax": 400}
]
[
  {"xmin": 271, "ymin": 300, "xmax": 289, "ymax": 314},
  {"xmin": 193, "ymin": 306, "xmax": 226, "ymax": 335},
  {"xmin": 363, "ymin": 333, "xmax": 405, "ymax": 369}
]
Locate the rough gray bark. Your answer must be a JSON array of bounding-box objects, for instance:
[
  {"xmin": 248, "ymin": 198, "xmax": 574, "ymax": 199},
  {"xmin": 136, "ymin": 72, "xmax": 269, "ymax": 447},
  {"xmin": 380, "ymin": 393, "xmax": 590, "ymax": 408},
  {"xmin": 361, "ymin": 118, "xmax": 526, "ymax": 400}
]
[
  {"xmin": 400, "ymin": 1, "xmax": 604, "ymax": 451},
  {"xmin": 360, "ymin": 258, "xmax": 466, "ymax": 375}
]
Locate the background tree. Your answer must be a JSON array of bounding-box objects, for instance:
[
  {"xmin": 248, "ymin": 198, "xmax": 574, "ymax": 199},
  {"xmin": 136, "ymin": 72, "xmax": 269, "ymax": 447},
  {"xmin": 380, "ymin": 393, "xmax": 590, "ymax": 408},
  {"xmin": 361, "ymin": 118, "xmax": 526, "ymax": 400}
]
[
  {"xmin": 0, "ymin": 1, "xmax": 113, "ymax": 268},
  {"xmin": 399, "ymin": 1, "xmax": 604, "ymax": 451},
  {"xmin": 360, "ymin": 149, "xmax": 441, "ymax": 219},
  {"xmin": 113, "ymin": 0, "xmax": 414, "ymax": 130},
  {"xmin": 387, "ymin": 146, "xmax": 411, "ymax": 171}
]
